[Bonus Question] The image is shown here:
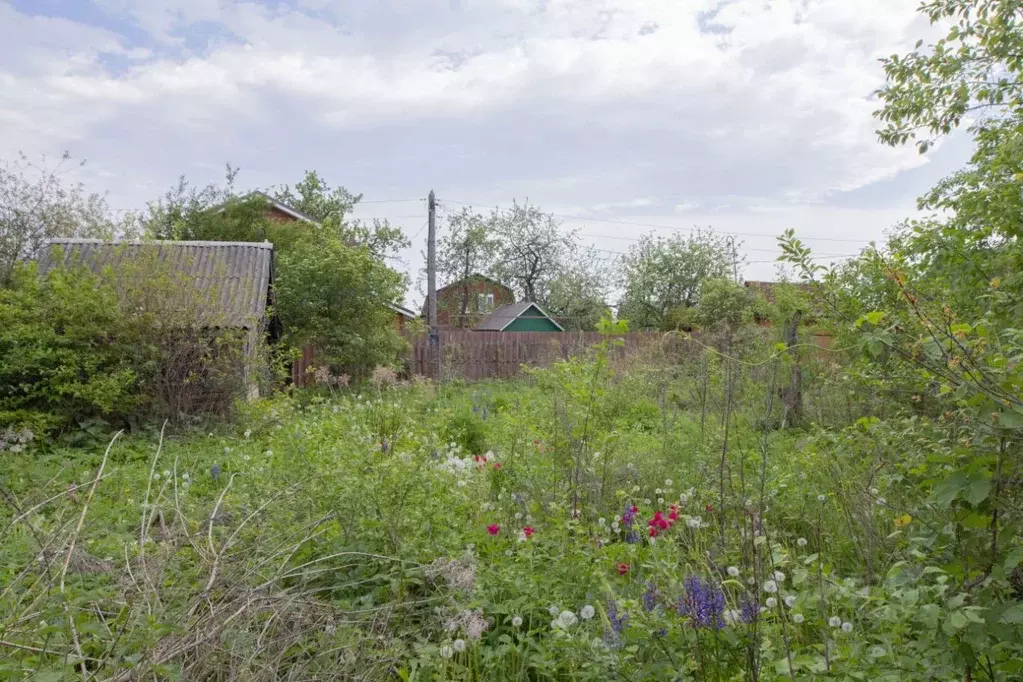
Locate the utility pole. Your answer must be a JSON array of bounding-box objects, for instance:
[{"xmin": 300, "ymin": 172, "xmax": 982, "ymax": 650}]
[
  {"xmin": 426, "ymin": 190, "xmax": 440, "ymax": 379},
  {"xmin": 728, "ymin": 236, "xmax": 739, "ymax": 283}
]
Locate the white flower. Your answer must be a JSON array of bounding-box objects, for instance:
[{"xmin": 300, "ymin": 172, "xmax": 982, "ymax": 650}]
[
  {"xmin": 727, "ymin": 566, "xmax": 740, "ymax": 578},
  {"xmin": 631, "ymin": 485, "xmax": 640, "ymax": 493},
  {"xmin": 598, "ymin": 518, "xmax": 606, "ymax": 526},
  {"xmin": 679, "ymin": 493, "xmax": 688, "ymax": 504},
  {"xmin": 515, "ymin": 512, "xmax": 523, "ymax": 520},
  {"xmin": 614, "ymin": 515, "xmax": 621, "ymax": 523},
  {"xmin": 763, "ymin": 580, "xmax": 778, "ymax": 594},
  {"xmin": 773, "ymin": 571, "xmax": 786, "ymax": 582},
  {"xmin": 243, "ymin": 430, "xmax": 251, "ymax": 439},
  {"xmin": 784, "ymin": 595, "xmax": 797, "ymax": 608},
  {"xmin": 648, "ymin": 536, "xmax": 656, "ymax": 545},
  {"xmin": 817, "ymin": 494, "xmax": 826, "ymax": 502},
  {"xmin": 440, "ymin": 645, "xmax": 454, "ymax": 659},
  {"xmin": 655, "ymin": 488, "xmax": 662, "ymax": 495},
  {"xmin": 841, "ymin": 621, "xmax": 853, "ymax": 633},
  {"xmin": 664, "ymin": 478, "xmax": 673, "ymax": 486},
  {"xmin": 766, "ymin": 597, "xmax": 777, "ymax": 608},
  {"xmin": 869, "ymin": 487, "xmax": 878, "ymax": 496},
  {"xmin": 643, "ymin": 498, "xmax": 651, "ymax": 504},
  {"xmin": 162, "ymin": 470, "xmax": 171, "ymax": 477},
  {"xmin": 611, "ymin": 522, "xmax": 620, "ymax": 531},
  {"xmin": 224, "ymin": 447, "xmax": 232, "ymax": 454},
  {"xmin": 796, "ymin": 537, "xmax": 807, "ymax": 547},
  {"xmin": 181, "ymin": 472, "xmax": 189, "ymax": 480},
  {"xmin": 243, "ymin": 455, "xmax": 250, "ymax": 462},
  {"xmin": 265, "ymin": 450, "xmax": 273, "ymax": 457},
  {"xmin": 792, "ymin": 613, "xmax": 805, "ymax": 624},
  {"xmin": 512, "ymin": 616, "xmax": 523, "ymax": 628},
  {"xmin": 724, "ymin": 609, "xmax": 742, "ymax": 625},
  {"xmin": 829, "ymin": 616, "xmax": 842, "ymax": 627},
  {"xmin": 870, "ymin": 646, "xmax": 885, "ymax": 657},
  {"xmin": 549, "ymin": 605, "xmax": 560, "ymax": 617},
  {"xmin": 505, "ymin": 549, "xmax": 514, "ymax": 556},
  {"xmin": 153, "ymin": 473, "xmax": 161, "ymax": 480},
  {"xmin": 746, "ymin": 577, "xmax": 756, "ymax": 586},
  {"xmin": 580, "ymin": 605, "xmax": 595, "ymax": 620},
  {"xmin": 557, "ymin": 610, "xmax": 578, "ymax": 628},
  {"xmin": 657, "ymin": 497, "xmax": 665, "ymax": 504},
  {"xmin": 457, "ymin": 480, "xmax": 467, "ymax": 487},
  {"xmin": 525, "ymin": 515, "xmax": 533, "ymax": 523},
  {"xmin": 687, "ymin": 516, "xmax": 702, "ymax": 529},
  {"xmin": 453, "ymin": 639, "xmax": 466, "ymax": 652}
]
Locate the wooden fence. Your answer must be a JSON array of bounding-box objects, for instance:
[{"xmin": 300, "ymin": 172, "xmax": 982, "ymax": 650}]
[{"xmin": 291, "ymin": 330, "xmax": 836, "ymax": 386}]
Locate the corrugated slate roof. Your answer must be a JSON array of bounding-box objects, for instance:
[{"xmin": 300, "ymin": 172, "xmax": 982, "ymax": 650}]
[
  {"xmin": 474, "ymin": 301, "xmax": 564, "ymax": 331},
  {"xmin": 42, "ymin": 239, "xmax": 273, "ymax": 328}
]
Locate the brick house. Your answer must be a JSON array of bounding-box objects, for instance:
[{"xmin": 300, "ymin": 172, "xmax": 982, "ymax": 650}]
[{"xmin": 430, "ymin": 274, "xmax": 515, "ymax": 328}]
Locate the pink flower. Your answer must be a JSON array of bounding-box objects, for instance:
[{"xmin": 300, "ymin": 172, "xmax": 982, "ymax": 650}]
[
  {"xmin": 617, "ymin": 562, "xmax": 630, "ymax": 576},
  {"xmin": 487, "ymin": 524, "xmax": 500, "ymax": 536},
  {"xmin": 522, "ymin": 526, "xmax": 534, "ymax": 539},
  {"xmin": 493, "ymin": 462, "xmax": 502, "ymax": 470}
]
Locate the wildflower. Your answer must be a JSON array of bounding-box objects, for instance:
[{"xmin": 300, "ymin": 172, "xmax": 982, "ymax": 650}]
[
  {"xmin": 621, "ymin": 506, "xmax": 639, "ymax": 528},
  {"xmin": 817, "ymin": 494, "xmax": 826, "ymax": 502},
  {"xmin": 796, "ymin": 537, "xmax": 807, "ymax": 547},
  {"xmin": 727, "ymin": 566, "xmax": 740, "ymax": 578},
  {"xmin": 512, "ymin": 616, "xmax": 523, "ymax": 627},
  {"xmin": 869, "ymin": 487, "xmax": 878, "ymax": 496},
  {"xmin": 784, "ymin": 595, "xmax": 796, "ymax": 608},
  {"xmin": 265, "ymin": 449, "xmax": 273, "ymax": 457},
  {"xmin": 493, "ymin": 462, "xmax": 502, "ymax": 470},
  {"xmin": 724, "ymin": 609, "xmax": 742, "ymax": 625},
  {"xmin": 581, "ymin": 605, "xmax": 595, "ymax": 620},
  {"xmin": 457, "ymin": 480, "xmax": 467, "ymax": 487},
  {"xmin": 611, "ymin": 521, "xmax": 620, "ymax": 532},
  {"xmin": 625, "ymin": 530, "xmax": 640, "ymax": 544},
  {"xmin": 181, "ymin": 472, "xmax": 189, "ymax": 481},
  {"xmin": 210, "ymin": 464, "xmax": 221, "ymax": 481},
  {"xmin": 705, "ymin": 503, "xmax": 714, "ymax": 513},
  {"xmin": 505, "ymin": 549, "xmax": 513, "ymax": 556},
  {"xmin": 766, "ymin": 597, "xmax": 777, "ymax": 608},
  {"xmin": 687, "ymin": 516, "xmax": 702, "ymax": 529},
  {"xmin": 792, "ymin": 613, "xmax": 805, "ymax": 624},
  {"xmin": 163, "ymin": 469, "xmax": 171, "ymax": 478},
  {"xmin": 870, "ymin": 646, "xmax": 885, "ymax": 657},
  {"xmin": 677, "ymin": 576, "xmax": 726, "ymax": 630},
  {"xmin": 243, "ymin": 454, "xmax": 250, "ymax": 462},
  {"xmin": 598, "ymin": 517, "xmax": 606, "ymax": 526},
  {"xmin": 841, "ymin": 621, "xmax": 853, "ymax": 633},
  {"xmin": 657, "ymin": 497, "xmax": 665, "ymax": 504},
  {"xmin": 655, "ymin": 488, "xmax": 662, "ymax": 495},
  {"xmin": 614, "ymin": 515, "xmax": 621, "ymax": 523},
  {"xmin": 556, "ymin": 610, "xmax": 578, "ymax": 628},
  {"xmin": 520, "ymin": 526, "xmax": 534, "ymax": 540},
  {"xmin": 773, "ymin": 570, "xmax": 786, "ymax": 582},
  {"xmin": 549, "ymin": 605, "xmax": 560, "ymax": 616},
  {"xmin": 243, "ymin": 429, "xmax": 251, "ymax": 439},
  {"xmin": 224, "ymin": 447, "xmax": 232, "ymax": 454},
  {"xmin": 740, "ymin": 597, "xmax": 760, "ymax": 624},
  {"xmin": 763, "ymin": 580, "xmax": 778, "ymax": 594},
  {"xmin": 642, "ymin": 582, "xmax": 659, "ymax": 611},
  {"xmin": 631, "ymin": 485, "xmax": 640, "ymax": 493},
  {"xmin": 605, "ymin": 601, "xmax": 629, "ymax": 648},
  {"xmin": 617, "ymin": 562, "xmax": 630, "ymax": 575},
  {"xmin": 829, "ymin": 616, "xmax": 842, "ymax": 627},
  {"xmin": 440, "ymin": 645, "xmax": 454, "ymax": 659},
  {"xmin": 664, "ymin": 478, "xmax": 673, "ymax": 486},
  {"xmin": 453, "ymin": 638, "xmax": 466, "ymax": 652},
  {"xmin": 514, "ymin": 512, "xmax": 522, "ymax": 520},
  {"xmin": 679, "ymin": 493, "xmax": 688, "ymax": 503},
  {"xmin": 487, "ymin": 524, "xmax": 500, "ymax": 536}
]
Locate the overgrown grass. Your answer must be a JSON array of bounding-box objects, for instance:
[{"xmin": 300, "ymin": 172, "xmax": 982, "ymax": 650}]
[{"xmin": 2, "ymin": 349, "xmax": 1021, "ymax": 680}]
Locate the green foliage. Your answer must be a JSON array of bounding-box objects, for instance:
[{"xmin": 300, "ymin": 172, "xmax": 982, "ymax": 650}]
[
  {"xmin": 275, "ymin": 237, "xmax": 406, "ymax": 380},
  {"xmin": 0, "ymin": 264, "xmax": 138, "ymax": 432},
  {"xmin": 444, "ymin": 409, "xmax": 488, "ymax": 455},
  {"xmin": 618, "ymin": 231, "xmax": 738, "ymax": 330},
  {"xmin": 695, "ymin": 277, "xmax": 755, "ymax": 332}
]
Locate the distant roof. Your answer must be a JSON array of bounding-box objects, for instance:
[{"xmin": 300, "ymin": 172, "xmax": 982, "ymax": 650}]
[
  {"xmin": 42, "ymin": 239, "xmax": 273, "ymax": 328},
  {"xmin": 246, "ymin": 191, "xmax": 320, "ymax": 225},
  {"xmin": 388, "ymin": 302, "xmax": 418, "ymax": 319},
  {"xmin": 437, "ymin": 273, "xmax": 511, "ymax": 294},
  {"xmin": 474, "ymin": 301, "xmax": 565, "ymax": 331}
]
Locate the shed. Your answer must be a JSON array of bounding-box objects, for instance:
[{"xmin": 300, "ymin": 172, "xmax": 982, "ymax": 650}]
[
  {"xmin": 474, "ymin": 301, "xmax": 564, "ymax": 332},
  {"xmin": 42, "ymin": 238, "xmax": 275, "ymax": 396}
]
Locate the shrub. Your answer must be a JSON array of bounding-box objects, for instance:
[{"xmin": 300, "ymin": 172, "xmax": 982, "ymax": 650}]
[{"xmin": 444, "ymin": 409, "xmax": 488, "ymax": 455}]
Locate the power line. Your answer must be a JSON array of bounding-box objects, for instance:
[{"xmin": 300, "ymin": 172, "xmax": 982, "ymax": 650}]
[
  {"xmin": 576, "ymin": 232, "xmax": 860, "ymax": 258},
  {"xmin": 437, "ymin": 197, "xmax": 873, "ymax": 245}
]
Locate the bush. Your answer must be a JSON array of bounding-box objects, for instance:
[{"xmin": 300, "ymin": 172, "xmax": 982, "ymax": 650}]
[{"xmin": 444, "ymin": 409, "xmax": 488, "ymax": 455}]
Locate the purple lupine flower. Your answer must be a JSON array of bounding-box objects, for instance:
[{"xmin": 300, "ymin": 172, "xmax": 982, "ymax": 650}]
[
  {"xmin": 604, "ymin": 600, "xmax": 629, "ymax": 649},
  {"xmin": 677, "ymin": 576, "xmax": 726, "ymax": 630},
  {"xmin": 740, "ymin": 595, "xmax": 760, "ymax": 624},
  {"xmin": 642, "ymin": 582, "xmax": 660, "ymax": 612},
  {"xmin": 210, "ymin": 464, "xmax": 221, "ymax": 481},
  {"xmin": 381, "ymin": 437, "xmax": 390, "ymax": 453},
  {"xmin": 625, "ymin": 530, "xmax": 640, "ymax": 544}
]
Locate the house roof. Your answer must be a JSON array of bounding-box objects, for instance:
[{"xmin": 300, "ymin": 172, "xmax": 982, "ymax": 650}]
[
  {"xmin": 743, "ymin": 280, "xmax": 813, "ymax": 303},
  {"xmin": 436, "ymin": 273, "xmax": 511, "ymax": 295},
  {"xmin": 246, "ymin": 191, "xmax": 320, "ymax": 225},
  {"xmin": 42, "ymin": 239, "xmax": 274, "ymax": 329},
  {"xmin": 474, "ymin": 301, "xmax": 565, "ymax": 331},
  {"xmin": 388, "ymin": 302, "xmax": 418, "ymax": 319}
]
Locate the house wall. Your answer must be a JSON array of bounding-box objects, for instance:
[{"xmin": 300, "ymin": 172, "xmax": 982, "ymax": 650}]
[
  {"xmin": 435, "ymin": 279, "xmax": 515, "ymax": 328},
  {"xmin": 505, "ymin": 315, "xmax": 562, "ymax": 332}
]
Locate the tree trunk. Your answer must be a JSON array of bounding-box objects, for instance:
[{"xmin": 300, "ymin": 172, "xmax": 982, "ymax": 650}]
[{"xmin": 782, "ymin": 311, "xmax": 804, "ymax": 424}]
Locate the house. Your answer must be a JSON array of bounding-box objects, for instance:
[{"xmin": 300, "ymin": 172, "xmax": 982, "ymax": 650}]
[
  {"xmin": 388, "ymin": 303, "xmax": 419, "ymax": 333},
  {"xmin": 431, "ymin": 274, "xmax": 515, "ymax": 328},
  {"xmin": 474, "ymin": 301, "xmax": 565, "ymax": 332},
  {"xmin": 42, "ymin": 238, "xmax": 275, "ymax": 397}
]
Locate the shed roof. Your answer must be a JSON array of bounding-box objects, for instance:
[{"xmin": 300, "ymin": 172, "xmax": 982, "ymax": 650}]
[
  {"xmin": 42, "ymin": 239, "xmax": 274, "ymax": 329},
  {"xmin": 474, "ymin": 301, "xmax": 565, "ymax": 331},
  {"xmin": 437, "ymin": 273, "xmax": 512, "ymax": 295}
]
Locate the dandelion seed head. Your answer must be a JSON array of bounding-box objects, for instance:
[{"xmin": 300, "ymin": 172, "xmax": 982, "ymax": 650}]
[
  {"xmin": 766, "ymin": 597, "xmax": 777, "ymax": 608},
  {"xmin": 796, "ymin": 537, "xmax": 807, "ymax": 547},
  {"xmin": 841, "ymin": 621, "xmax": 853, "ymax": 632},
  {"xmin": 512, "ymin": 616, "xmax": 523, "ymax": 628},
  {"xmin": 793, "ymin": 613, "xmax": 805, "ymax": 624},
  {"xmin": 829, "ymin": 616, "xmax": 842, "ymax": 627},
  {"xmin": 453, "ymin": 639, "xmax": 466, "ymax": 652},
  {"xmin": 784, "ymin": 595, "xmax": 796, "ymax": 608},
  {"xmin": 727, "ymin": 566, "xmax": 740, "ymax": 577},
  {"xmin": 580, "ymin": 605, "xmax": 595, "ymax": 620},
  {"xmin": 763, "ymin": 580, "xmax": 778, "ymax": 594}
]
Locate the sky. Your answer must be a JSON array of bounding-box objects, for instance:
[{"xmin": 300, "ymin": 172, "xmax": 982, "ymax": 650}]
[{"xmin": 1, "ymin": 0, "xmax": 972, "ymax": 307}]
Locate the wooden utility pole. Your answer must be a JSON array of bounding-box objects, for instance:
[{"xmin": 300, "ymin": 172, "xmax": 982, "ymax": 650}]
[{"xmin": 426, "ymin": 190, "xmax": 440, "ymax": 378}]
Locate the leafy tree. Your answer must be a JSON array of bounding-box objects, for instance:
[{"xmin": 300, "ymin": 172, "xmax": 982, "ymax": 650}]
[
  {"xmin": 0, "ymin": 153, "xmax": 116, "ymax": 285},
  {"xmin": 543, "ymin": 247, "xmax": 611, "ymax": 331},
  {"xmin": 618, "ymin": 231, "xmax": 737, "ymax": 331},
  {"xmin": 275, "ymin": 238, "xmax": 406, "ymax": 380},
  {"xmin": 437, "ymin": 206, "xmax": 500, "ymax": 326},
  {"xmin": 490, "ymin": 200, "xmax": 575, "ymax": 303}
]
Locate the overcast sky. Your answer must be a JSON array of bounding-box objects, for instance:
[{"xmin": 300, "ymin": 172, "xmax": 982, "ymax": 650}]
[{"xmin": 2, "ymin": 0, "xmax": 971, "ymax": 306}]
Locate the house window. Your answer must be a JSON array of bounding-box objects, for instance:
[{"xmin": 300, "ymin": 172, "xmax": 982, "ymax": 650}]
[{"xmin": 477, "ymin": 292, "xmax": 495, "ymax": 312}]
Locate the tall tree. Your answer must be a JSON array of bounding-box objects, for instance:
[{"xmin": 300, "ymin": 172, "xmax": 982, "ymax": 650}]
[
  {"xmin": 543, "ymin": 247, "xmax": 611, "ymax": 331},
  {"xmin": 617, "ymin": 231, "xmax": 736, "ymax": 330},
  {"xmin": 0, "ymin": 153, "xmax": 116, "ymax": 285},
  {"xmin": 437, "ymin": 206, "xmax": 500, "ymax": 326},
  {"xmin": 491, "ymin": 200, "xmax": 575, "ymax": 304}
]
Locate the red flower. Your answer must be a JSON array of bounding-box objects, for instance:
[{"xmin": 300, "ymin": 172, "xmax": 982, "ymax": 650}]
[
  {"xmin": 617, "ymin": 562, "xmax": 630, "ymax": 575},
  {"xmin": 493, "ymin": 462, "xmax": 502, "ymax": 470},
  {"xmin": 522, "ymin": 526, "xmax": 534, "ymax": 538},
  {"xmin": 630, "ymin": 506, "xmax": 639, "ymax": 514},
  {"xmin": 649, "ymin": 526, "xmax": 658, "ymax": 537},
  {"xmin": 487, "ymin": 524, "xmax": 500, "ymax": 536},
  {"xmin": 705, "ymin": 504, "xmax": 715, "ymax": 513}
]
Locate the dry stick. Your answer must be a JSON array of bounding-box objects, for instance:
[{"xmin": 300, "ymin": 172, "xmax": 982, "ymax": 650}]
[
  {"xmin": 815, "ymin": 500, "xmax": 831, "ymax": 672},
  {"xmin": 5, "ymin": 473, "xmax": 115, "ymax": 530},
  {"xmin": 202, "ymin": 473, "xmax": 237, "ymax": 595},
  {"xmin": 60, "ymin": 430, "xmax": 121, "ymax": 680},
  {"xmin": 138, "ymin": 421, "xmax": 167, "ymax": 614}
]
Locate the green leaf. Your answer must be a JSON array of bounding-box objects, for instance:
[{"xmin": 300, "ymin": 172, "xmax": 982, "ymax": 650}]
[
  {"xmin": 1003, "ymin": 548, "xmax": 1023, "ymax": 572},
  {"xmin": 943, "ymin": 611, "xmax": 968, "ymax": 634},
  {"xmin": 964, "ymin": 476, "xmax": 991, "ymax": 506},
  {"xmin": 932, "ymin": 471, "xmax": 969, "ymax": 508},
  {"xmin": 1000, "ymin": 604, "xmax": 1023, "ymax": 624}
]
